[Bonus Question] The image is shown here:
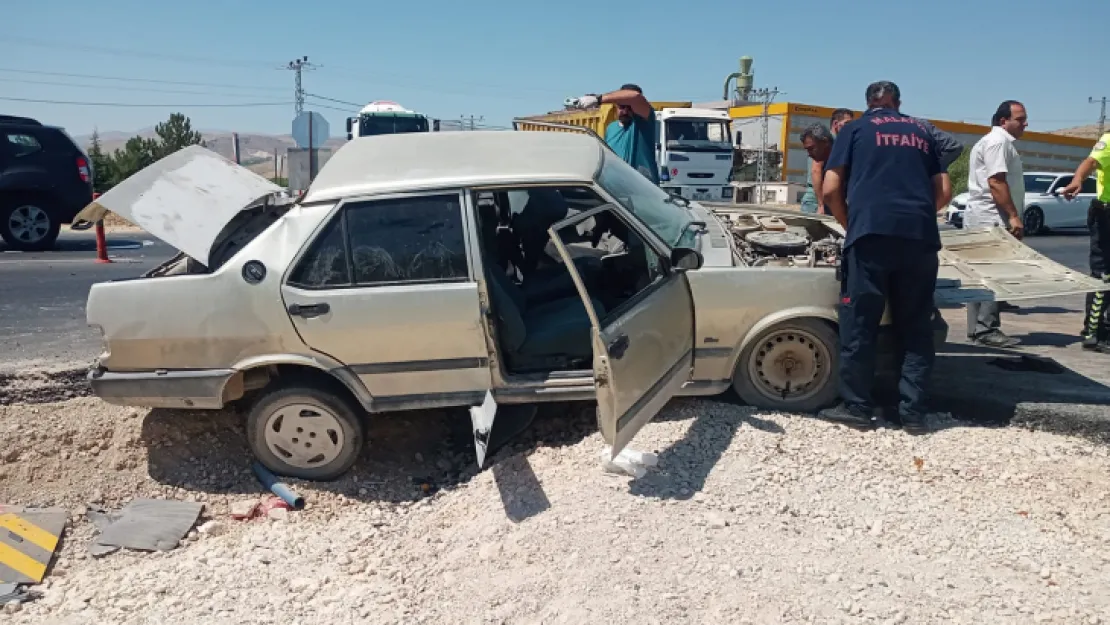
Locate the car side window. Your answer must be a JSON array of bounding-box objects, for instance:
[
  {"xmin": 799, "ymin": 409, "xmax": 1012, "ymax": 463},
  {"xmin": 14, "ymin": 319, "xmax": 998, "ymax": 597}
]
[
  {"xmin": 1082, "ymin": 177, "xmax": 1098, "ymax": 194},
  {"xmin": 287, "ymin": 216, "xmax": 351, "ymax": 288},
  {"xmin": 345, "ymin": 194, "xmax": 469, "ymax": 285},
  {"xmin": 6, "ymin": 133, "xmax": 42, "ymax": 158}
]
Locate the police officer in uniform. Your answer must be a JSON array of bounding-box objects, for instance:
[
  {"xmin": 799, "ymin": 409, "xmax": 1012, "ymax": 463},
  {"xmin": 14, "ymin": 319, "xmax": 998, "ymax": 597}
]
[
  {"xmin": 819, "ymin": 81, "xmax": 947, "ymax": 435},
  {"xmin": 1060, "ymin": 131, "xmax": 1110, "ymax": 351}
]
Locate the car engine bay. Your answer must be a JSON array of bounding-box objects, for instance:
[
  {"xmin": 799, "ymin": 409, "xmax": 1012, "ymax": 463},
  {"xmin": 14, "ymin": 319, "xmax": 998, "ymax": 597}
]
[{"xmin": 713, "ymin": 212, "xmax": 843, "ymax": 269}]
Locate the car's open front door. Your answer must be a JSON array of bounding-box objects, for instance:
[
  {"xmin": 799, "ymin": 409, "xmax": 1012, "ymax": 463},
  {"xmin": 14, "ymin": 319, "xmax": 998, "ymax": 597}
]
[
  {"xmin": 936, "ymin": 227, "xmax": 1108, "ymax": 305},
  {"xmin": 547, "ymin": 205, "xmax": 696, "ymax": 460}
]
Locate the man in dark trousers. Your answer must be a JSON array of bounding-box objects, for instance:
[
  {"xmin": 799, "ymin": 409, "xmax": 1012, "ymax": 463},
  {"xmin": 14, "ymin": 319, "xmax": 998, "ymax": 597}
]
[
  {"xmin": 1061, "ymin": 130, "xmax": 1110, "ymax": 351},
  {"xmin": 819, "ymin": 81, "xmax": 947, "ymax": 435}
]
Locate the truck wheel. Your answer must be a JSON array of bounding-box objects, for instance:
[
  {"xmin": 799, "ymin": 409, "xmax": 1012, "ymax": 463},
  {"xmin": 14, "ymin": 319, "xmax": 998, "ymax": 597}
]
[
  {"xmin": 247, "ymin": 385, "xmax": 365, "ymax": 481},
  {"xmin": 0, "ymin": 196, "xmax": 61, "ymax": 251},
  {"xmin": 1023, "ymin": 206, "xmax": 1046, "ymax": 236},
  {"xmin": 732, "ymin": 318, "xmax": 839, "ymax": 413}
]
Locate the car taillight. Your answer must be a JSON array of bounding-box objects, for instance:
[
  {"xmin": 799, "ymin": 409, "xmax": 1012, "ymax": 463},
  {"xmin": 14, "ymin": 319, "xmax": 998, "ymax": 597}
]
[{"xmin": 77, "ymin": 156, "xmax": 91, "ymax": 183}]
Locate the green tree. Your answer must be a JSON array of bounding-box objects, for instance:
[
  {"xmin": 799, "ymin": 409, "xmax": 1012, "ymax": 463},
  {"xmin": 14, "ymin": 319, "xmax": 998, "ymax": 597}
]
[
  {"xmin": 153, "ymin": 113, "xmax": 204, "ymax": 159},
  {"xmin": 947, "ymin": 147, "xmax": 971, "ymax": 196},
  {"xmin": 87, "ymin": 129, "xmax": 115, "ymax": 194},
  {"xmin": 109, "ymin": 136, "xmax": 160, "ymax": 185}
]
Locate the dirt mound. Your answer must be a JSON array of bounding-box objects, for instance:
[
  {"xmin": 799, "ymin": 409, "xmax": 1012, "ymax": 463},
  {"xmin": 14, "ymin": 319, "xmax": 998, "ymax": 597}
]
[{"xmin": 0, "ymin": 367, "xmax": 91, "ymax": 405}]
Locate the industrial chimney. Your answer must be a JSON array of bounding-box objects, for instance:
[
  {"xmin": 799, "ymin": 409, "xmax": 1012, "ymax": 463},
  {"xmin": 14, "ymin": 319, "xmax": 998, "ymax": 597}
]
[{"xmin": 723, "ymin": 56, "xmax": 755, "ymax": 103}]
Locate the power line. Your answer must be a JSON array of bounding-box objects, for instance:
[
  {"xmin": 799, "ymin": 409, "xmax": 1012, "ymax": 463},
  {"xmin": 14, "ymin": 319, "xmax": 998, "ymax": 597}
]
[
  {"xmin": 0, "ymin": 67, "xmax": 286, "ymax": 93},
  {"xmin": 0, "ymin": 35, "xmax": 273, "ymax": 69},
  {"xmin": 306, "ymin": 93, "xmax": 362, "ymax": 108},
  {"xmin": 282, "ymin": 57, "xmax": 319, "ymax": 115},
  {"xmin": 0, "ymin": 96, "xmax": 290, "ymax": 108},
  {"xmin": 0, "ymin": 77, "xmax": 286, "ymax": 98}
]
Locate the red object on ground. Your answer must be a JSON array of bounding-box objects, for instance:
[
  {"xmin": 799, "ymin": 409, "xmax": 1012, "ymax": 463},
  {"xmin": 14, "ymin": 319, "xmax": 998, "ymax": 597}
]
[{"xmin": 91, "ymin": 192, "xmax": 112, "ymax": 264}]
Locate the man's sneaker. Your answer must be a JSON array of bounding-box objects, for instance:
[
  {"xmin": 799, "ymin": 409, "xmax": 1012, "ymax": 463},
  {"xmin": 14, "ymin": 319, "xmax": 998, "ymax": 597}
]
[
  {"xmin": 900, "ymin": 412, "xmax": 930, "ymax": 436},
  {"xmin": 1095, "ymin": 341, "xmax": 1110, "ymax": 354},
  {"xmin": 1082, "ymin": 333, "xmax": 1100, "ymax": 350},
  {"xmin": 816, "ymin": 404, "xmax": 874, "ymax": 431},
  {"xmin": 971, "ymin": 330, "xmax": 1020, "ymax": 349}
]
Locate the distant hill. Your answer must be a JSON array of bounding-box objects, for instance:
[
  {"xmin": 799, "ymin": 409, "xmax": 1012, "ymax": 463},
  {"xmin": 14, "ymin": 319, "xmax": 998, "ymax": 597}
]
[
  {"xmin": 1047, "ymin": 124, "xmax": 1104, "ymax": 140},
  {"xmin": 74, "ymin": 130, "xmax": 348, "ymax": 177}
]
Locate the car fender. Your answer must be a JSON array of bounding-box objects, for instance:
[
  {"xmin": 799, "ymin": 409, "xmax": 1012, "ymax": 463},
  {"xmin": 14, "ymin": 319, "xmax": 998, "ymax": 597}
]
[
  {"xmin": 726, "ymin": 306, "xmax": 838, "ymax": 376},
  {"xmin": 231, "ymin": 353, "xmax": 374, "ymax": 412}
]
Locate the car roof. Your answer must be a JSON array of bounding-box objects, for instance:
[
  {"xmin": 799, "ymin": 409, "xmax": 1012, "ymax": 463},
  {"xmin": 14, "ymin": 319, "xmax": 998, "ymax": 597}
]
[{"xmin": 302, "ymin": 130, "xmax": 603, "ymax": 203}]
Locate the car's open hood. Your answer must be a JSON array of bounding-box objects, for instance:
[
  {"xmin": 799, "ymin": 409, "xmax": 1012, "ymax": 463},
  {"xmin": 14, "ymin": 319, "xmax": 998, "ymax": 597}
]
[{"xmin": 74, "ymin": 145, "xmax": 282, "ymax": 266}]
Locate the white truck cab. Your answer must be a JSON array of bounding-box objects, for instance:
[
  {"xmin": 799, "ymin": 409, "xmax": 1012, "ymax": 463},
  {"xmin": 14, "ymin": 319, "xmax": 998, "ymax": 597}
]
[
  {"xmin": 346, "ymin": 101, "xmax": 431, "ymax": 140},
  {"xmin": 656, "ymin": 107, "xmax": 734, "ymax": 202}
]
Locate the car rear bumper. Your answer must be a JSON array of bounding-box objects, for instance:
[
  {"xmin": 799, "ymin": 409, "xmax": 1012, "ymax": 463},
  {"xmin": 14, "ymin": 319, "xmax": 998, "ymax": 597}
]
[{"xmin": 88, "ymin": 366, "xmax": 239, "ymax": 409}]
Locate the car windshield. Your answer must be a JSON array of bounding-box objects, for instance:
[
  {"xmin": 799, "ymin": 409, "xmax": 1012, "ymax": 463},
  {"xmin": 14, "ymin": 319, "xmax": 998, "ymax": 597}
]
[
  {"xmin": 359, "ymin": 114, "xmax": 428, "ymax": 136},
  {"xmin": 1024, "ymin": 174, "xmax": 1060, "ymax": 194},
  {"xmin": 664, "ymin": 119, "xmax": 732, "ymax": 152},
  {"xmin": 596, "ymin": 151, "xmax": 696, "ymax": 249}
]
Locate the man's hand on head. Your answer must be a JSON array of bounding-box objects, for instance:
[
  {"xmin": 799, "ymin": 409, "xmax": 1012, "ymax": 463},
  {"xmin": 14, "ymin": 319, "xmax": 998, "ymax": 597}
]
[{"xmin": 577, "ymin": 94, "xmax": 601, "ymax": 109}]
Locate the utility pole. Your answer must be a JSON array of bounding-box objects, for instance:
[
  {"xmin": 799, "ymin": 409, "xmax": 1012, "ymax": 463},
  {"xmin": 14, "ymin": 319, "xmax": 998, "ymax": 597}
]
[
  {"xmin": 460, "ymin": 114, "xmax": 484, "ymax": 131},
  {"xmin": 751, "ymin": 87, "xmax": 781, "ymax": 204},
  {"xmin": 1092, "ymin": 96, "xmax": 1108, "ymax": 136},
  {"xmin": 281, "ymin": 56, "xmax": 319, "ymax": 115}
]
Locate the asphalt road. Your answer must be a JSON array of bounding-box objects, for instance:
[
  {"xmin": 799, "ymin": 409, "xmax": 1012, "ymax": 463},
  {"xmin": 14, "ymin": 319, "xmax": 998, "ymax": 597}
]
[
  {"xmin": 0, "ymin": 225, "xmax": 1094, "ymax": 371},
  {"xmin": 0, "ymin": 230, "xmax": 176, "ymax": 370}
]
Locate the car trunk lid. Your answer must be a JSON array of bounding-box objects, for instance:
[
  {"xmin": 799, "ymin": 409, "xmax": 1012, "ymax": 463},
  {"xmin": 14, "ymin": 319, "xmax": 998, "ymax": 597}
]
[{"xmin": 73, "ymin": 145, "xmax": 282, "ymax": 267}]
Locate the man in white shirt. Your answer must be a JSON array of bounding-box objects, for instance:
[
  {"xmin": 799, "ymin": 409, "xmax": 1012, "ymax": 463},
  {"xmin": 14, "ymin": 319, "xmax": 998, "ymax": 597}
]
[{"xmin": 964, "ymin": 100, "xmax": 1028, "ymax": 348}]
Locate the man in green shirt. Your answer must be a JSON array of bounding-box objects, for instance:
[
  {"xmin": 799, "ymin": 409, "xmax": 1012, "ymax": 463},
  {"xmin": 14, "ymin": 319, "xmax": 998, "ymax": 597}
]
[{"xmin": 1061, "ymin": 132, "xmax": 1110, "ymax": 351}]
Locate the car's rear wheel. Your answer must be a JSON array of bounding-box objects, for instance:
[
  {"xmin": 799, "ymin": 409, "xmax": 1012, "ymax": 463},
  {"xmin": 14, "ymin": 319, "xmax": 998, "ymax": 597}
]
[
  {"xmin": 1024, "ymin": 206, "xmax": 1046, "ymax": 236},
  {"xmin": 732, "ymin": 318, "xmax": 839, "ymax": 413},
  {"xmin": 247, "ymin": 385, "xmax": 365, "ymax": 481},
  {"xmin": 0, "ymin": 196, "xmax": 61, "ymax": 251}
]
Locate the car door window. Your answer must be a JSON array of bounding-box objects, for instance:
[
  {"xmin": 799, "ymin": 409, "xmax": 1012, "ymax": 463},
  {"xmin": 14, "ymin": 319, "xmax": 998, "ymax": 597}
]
[
  {"xmin": 345, "ymin": 194, "xmax": 469, "ymax": 285},
  {"xmin": 6, "ymin": 133, "xmax": 42, "ymax": 158},
  {"xmin": 1082, "ymin": 177, "xmax": 1098, "ymax": 194},
  {"xmin": 287, "ymin": 216, "xmax": 352, "ymax": 288}
]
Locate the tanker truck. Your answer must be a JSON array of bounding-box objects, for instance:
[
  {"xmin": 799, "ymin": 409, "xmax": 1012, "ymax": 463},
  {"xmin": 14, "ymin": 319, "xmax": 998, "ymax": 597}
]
[{"xmin": 516, "ymin": 102, "xmax": 734, "ymax": 202}]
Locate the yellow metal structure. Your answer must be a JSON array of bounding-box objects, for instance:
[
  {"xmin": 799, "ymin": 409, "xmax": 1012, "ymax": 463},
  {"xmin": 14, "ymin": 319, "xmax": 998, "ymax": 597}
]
[
  {"xmin": 727, "ymin": 102, "xmax": 1097, "ymax": 184},
  {"xmin": 517, "ymin": 101, "xmax": 692, "ymax": 139},
  {"xmin": 0, "ymin": 508, "xmax": 66, "ymax": 584}
]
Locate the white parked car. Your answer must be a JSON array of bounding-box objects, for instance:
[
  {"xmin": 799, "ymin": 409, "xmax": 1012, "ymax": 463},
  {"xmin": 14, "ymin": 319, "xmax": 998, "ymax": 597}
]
[{"xmin": 946, "ymin": 172, "xmax": 1097, "ymax": 234}]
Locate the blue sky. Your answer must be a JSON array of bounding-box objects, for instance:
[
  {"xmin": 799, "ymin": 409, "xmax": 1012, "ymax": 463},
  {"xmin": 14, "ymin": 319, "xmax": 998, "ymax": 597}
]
[{"xmin": 3, "ymin": 0, "xmax": 1106, "ymax": 138}]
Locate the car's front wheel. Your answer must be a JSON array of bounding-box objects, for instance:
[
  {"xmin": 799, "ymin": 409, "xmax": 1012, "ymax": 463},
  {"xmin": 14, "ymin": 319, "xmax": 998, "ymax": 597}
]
[
  {"xmin": 1023, "ymin": 206, "xmax": 1046, "ymax": 236},
  {"xmin": 0, "ymin": 196, "xmax": 61, "ymax": 251},
  {"xmin": 247, "ymin": 385, "xmax": 365, "ymax": 481},
  {"xmin": 731, "ymin": 318, "xmax": 839, "ymax": 412}
]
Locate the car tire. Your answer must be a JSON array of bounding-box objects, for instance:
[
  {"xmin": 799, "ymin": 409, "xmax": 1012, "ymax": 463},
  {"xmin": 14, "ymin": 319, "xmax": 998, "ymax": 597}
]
[
  {"xmin": 731, "ymin": 318, "xmax": 840, "ymax": 413},
  {"xmin": 247, "ymin": 384, "xmax": 365, "ymax": 481},
  {"xmin": 1023, "ymin": 206, "xmax": 1046, "ymax": 236},
  {"xmin": 0, "ymin": 195, "xmax": 62, "ymax": 251}
]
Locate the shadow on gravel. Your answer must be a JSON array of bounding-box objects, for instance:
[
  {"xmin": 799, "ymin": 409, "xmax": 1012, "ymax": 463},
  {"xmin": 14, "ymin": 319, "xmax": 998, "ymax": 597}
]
[
  {"xmin": 628, "ymin": 396, "xmax": 784, "ymax": 501},
  {"xmin": 138, "ymin": 400, "xmax": 600, "ymax": 511}
]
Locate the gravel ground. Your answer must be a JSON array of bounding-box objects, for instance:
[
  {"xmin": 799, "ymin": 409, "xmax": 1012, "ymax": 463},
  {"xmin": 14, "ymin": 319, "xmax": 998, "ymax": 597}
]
[{"xmin": 1, "ymin": 372, "xmax": 1109, "ymax": 625}]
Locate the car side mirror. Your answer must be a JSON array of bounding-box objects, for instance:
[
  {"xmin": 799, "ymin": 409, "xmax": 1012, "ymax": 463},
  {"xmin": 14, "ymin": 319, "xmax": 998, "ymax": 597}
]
[{"xmin": 670, "ymin": 247, "xmax": 703, "ymax": 272}]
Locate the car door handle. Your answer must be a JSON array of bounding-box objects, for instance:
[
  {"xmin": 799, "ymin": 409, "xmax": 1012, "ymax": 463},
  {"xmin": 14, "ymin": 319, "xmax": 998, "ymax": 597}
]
[
  {"xmin": 608, "ymin": 334, "xmax": 630, "ymax": 360},
  {"xmin": 287, "ymin": 302, "xmax": 330, "ymax": 318}
]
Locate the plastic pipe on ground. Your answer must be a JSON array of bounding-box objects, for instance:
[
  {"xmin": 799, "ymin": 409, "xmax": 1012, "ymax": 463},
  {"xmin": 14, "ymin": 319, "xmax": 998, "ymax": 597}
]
[{"xmin": 252, "ymin": 462, "xmax": 306, "ymax": 510}]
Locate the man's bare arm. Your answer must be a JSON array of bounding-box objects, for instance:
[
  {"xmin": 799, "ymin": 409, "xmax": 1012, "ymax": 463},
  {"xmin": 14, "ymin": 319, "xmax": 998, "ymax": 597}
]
[
  {"xmin": 822, "ymin": 167, "xmax": 848, "ymax": 228},
  {"xmin": 811, "ymin": 159, "xmax": 826, "ymax": 212},
  {"xmin": 936, "ymin": 173, "xmax": 952, "ymax": 212},
  {"xmin": 987, "ymin": 174, "xmax": 1019, "ymax": 219},
  {"xmin": 1061, "ymin": 157, "xmax": 1100, "ymax": 199},
  {"xmin": 600, "ymin": 89, "xmax": 654, "ymax": 120}
]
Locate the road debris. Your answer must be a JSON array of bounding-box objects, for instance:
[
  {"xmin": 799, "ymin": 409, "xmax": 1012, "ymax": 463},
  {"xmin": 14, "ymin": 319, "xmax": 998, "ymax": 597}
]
[
  {"xmin": 252, "ymin": 462, "xmax": 305, "ymax": 510},
  {"xmin": 0, "ymin": 506, "xmax": 66, "ymax": 584},
  {"xmin": 86, "ymin": 499, "xmax": 203, "ymax": 556}
]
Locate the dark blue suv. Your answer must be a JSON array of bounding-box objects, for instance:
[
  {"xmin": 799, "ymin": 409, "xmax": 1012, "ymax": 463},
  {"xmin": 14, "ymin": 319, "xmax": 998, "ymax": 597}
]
[{"xmin": 0, "ymin": 115, "xmax": 94, "ymax": 251}]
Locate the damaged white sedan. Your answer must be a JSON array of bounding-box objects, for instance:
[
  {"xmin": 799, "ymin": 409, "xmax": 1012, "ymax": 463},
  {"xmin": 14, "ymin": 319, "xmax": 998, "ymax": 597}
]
[{"xmin": 79, "ymin": 132, "xmax": 1107, "ymax": 480}]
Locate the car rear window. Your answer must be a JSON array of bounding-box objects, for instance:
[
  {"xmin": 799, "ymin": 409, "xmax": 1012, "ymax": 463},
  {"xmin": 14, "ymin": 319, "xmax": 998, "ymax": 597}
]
[{"xmin": 6, "ymin": 133, "xmax": 42, "ymax": 157}]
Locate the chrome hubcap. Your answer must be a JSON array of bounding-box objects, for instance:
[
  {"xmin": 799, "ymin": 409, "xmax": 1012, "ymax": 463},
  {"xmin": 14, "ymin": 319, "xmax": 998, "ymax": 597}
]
[
  {"xmin": 8, "ymin": 205, "xmax": 50, "ymax": 243},
  {"xmin": 748, "ymin": 328, "xmax": 832, "ymax": 403},
  {"xmin": 263, "ymin": 403, "xmax": 345, "ymax": 469}
]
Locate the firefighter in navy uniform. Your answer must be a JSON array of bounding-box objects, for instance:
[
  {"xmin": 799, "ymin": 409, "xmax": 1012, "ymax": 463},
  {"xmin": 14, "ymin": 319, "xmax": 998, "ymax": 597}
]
[
  {"xmin": 819, "ymin": 81, "xmax": 948, "ymax": 435},
  {"xmin": 1061, "ymin": 131, "xmax": 1110, "ymax": 351}
]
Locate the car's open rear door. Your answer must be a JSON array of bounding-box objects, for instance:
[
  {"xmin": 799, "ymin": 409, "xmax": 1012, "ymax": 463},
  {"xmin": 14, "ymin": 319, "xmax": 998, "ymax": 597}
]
[
  {"xmin": 547, "ymin": 206, "xmax": 696, "ymax": 460},
  {"xmin": 935, "ymin": 227, "xmax": 1108, "ymax": 305}
]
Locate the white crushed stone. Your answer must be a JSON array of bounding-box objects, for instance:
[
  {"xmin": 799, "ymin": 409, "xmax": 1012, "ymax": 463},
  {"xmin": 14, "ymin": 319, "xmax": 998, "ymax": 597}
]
[{"xmin": 2, "ymin": 396, "xmax": 1110, "ymax": 624}]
